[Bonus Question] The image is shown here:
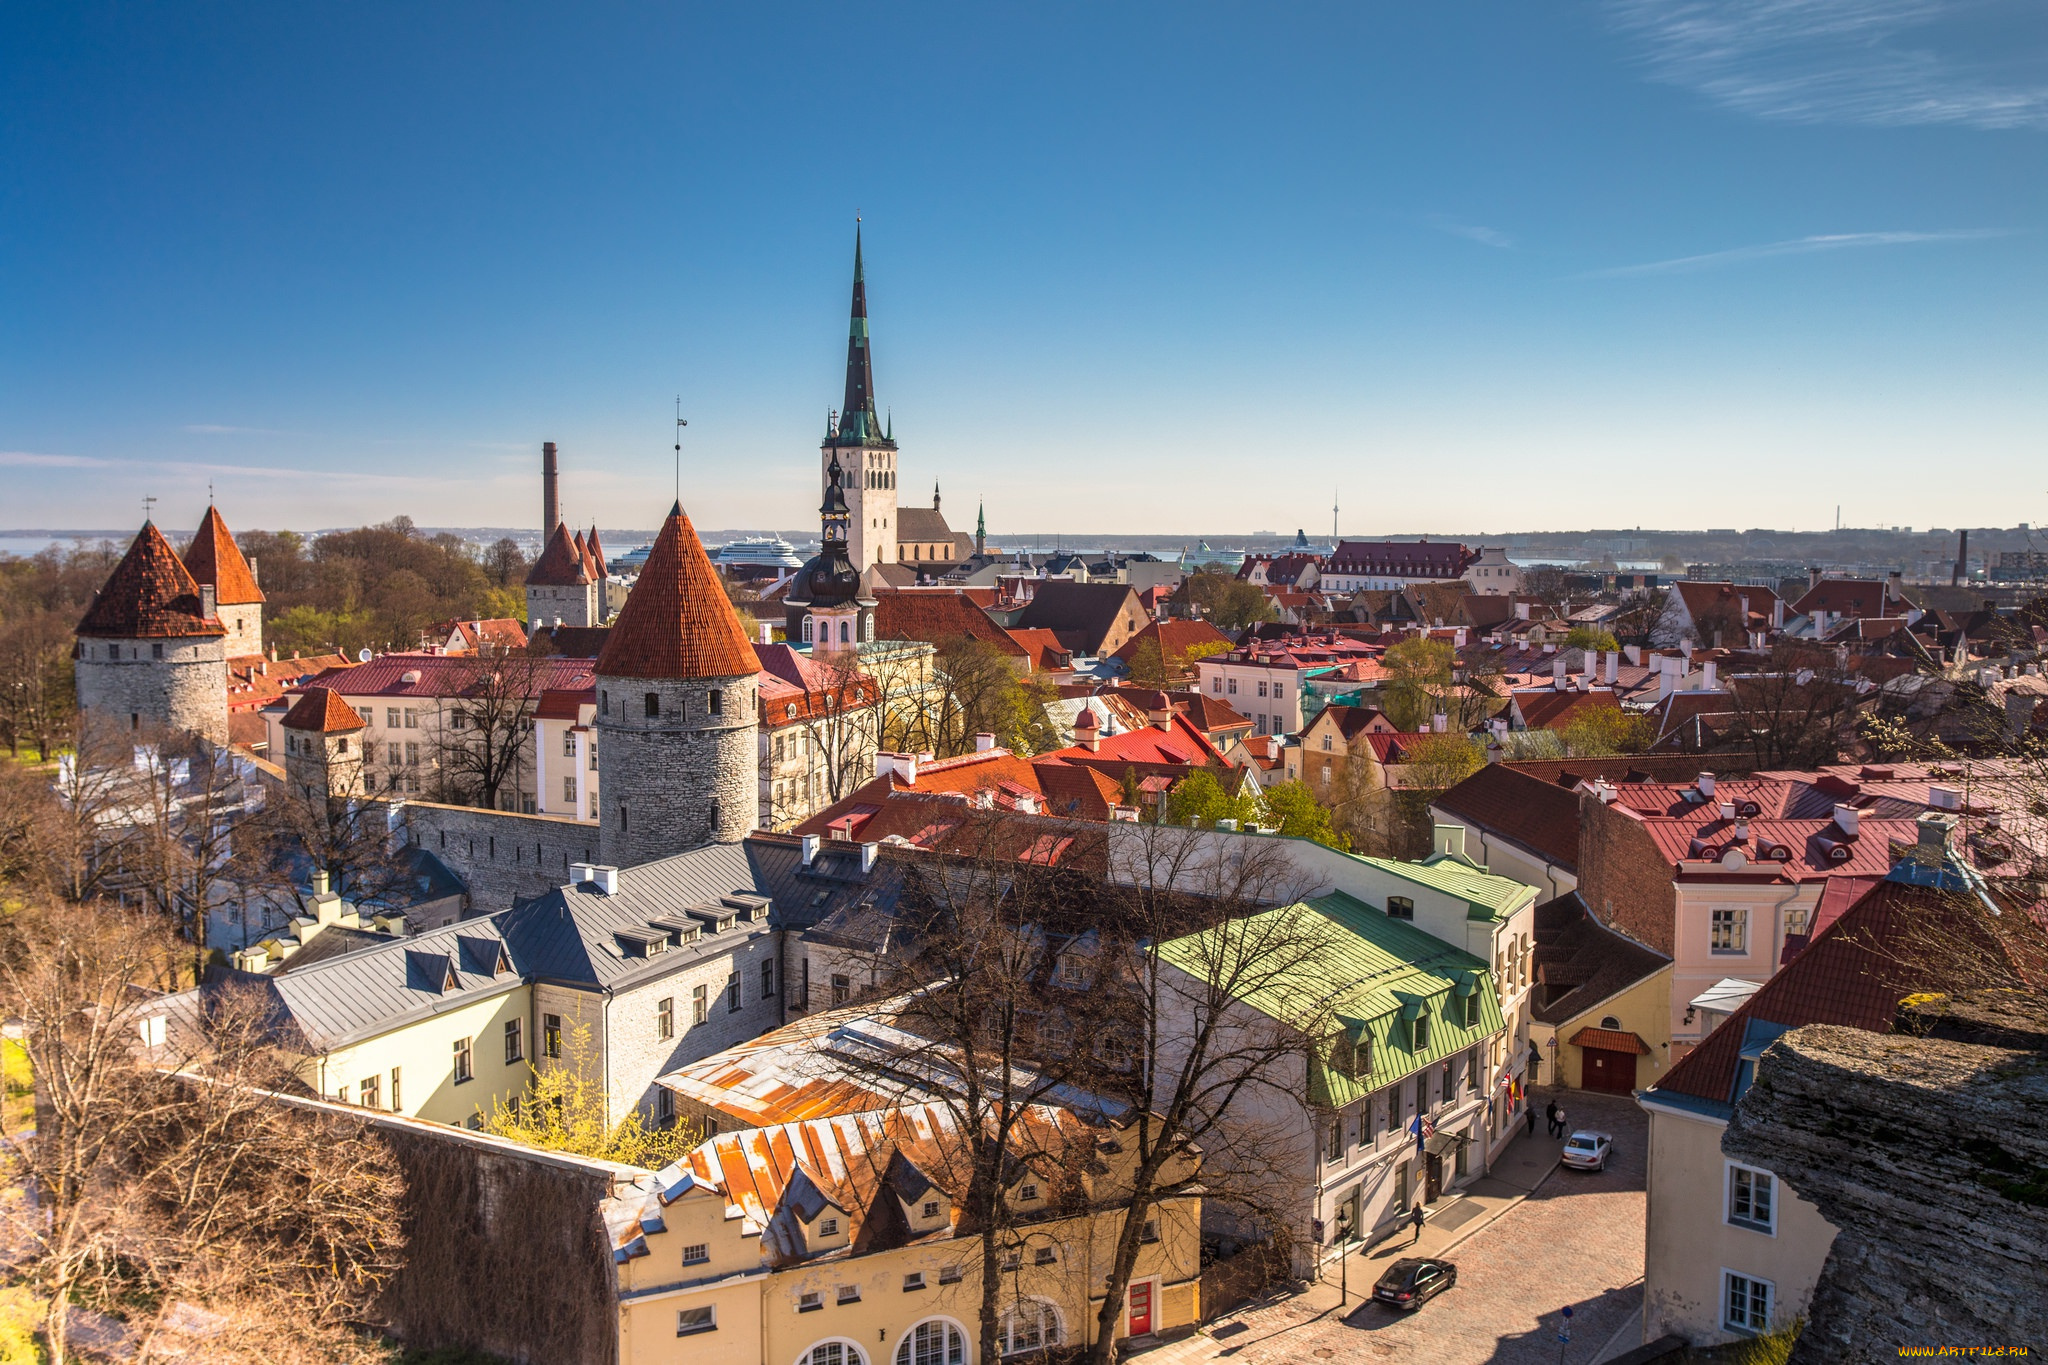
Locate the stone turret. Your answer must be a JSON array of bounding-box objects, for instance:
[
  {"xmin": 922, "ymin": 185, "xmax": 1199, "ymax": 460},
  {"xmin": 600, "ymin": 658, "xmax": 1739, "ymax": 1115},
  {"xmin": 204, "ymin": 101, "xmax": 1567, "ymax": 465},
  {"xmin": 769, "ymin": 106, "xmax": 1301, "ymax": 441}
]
[
  {"xmin": 75, "ymin": 520, "xmax": 229, "ymax": 743},
  {"xmin": 181, "ymin": 504, "xmax": 266, "ymax": 658},
  {"xmin": 594, "ymin": 502, "xmax": 761, "ymax": 866},
  {"xmin": 525, "ymin": 521, "xmax": 599, "ymax": 629},
  {"xmin": 281, "ymin": 687, "xmax": 367, "ymax": 801}
]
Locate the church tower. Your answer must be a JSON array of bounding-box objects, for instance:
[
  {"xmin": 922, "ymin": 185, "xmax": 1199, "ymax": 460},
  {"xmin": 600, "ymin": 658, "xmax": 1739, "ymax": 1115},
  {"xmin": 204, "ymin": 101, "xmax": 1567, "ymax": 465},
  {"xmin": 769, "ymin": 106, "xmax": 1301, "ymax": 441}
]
[
  {"xmin": 822, "ymin": 228, "xmax": 899, "ymax": 570},
  {"xmin": 785, "ymin": 450, "xmax": 876, "ymax": 651},
  {"xmin": 594, "ymin": 502, "xmax": 761, "ymax": 867},
  {"xmin": 181, "ymin": 504, "xmax": 266, "ymax": 659},
  {"xmin": 74, "ymin": 519, "xmax": 229, "ymax": 743}
]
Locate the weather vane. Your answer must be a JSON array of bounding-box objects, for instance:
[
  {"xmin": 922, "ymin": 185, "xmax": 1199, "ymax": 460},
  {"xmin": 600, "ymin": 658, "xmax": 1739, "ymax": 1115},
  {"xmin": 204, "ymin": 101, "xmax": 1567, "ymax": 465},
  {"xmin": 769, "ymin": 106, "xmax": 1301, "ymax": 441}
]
[{"xmin": 143, "ymin": 494, "xmax": 157, "ymax": 524}]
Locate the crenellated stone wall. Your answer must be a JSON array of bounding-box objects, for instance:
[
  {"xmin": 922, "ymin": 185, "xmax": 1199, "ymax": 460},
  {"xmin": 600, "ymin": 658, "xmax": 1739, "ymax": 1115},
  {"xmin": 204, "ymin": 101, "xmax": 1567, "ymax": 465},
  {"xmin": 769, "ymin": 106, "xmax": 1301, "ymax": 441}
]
[{"xmin": 404, "ymin": 801, "xmax": 598, "ymax": 912}]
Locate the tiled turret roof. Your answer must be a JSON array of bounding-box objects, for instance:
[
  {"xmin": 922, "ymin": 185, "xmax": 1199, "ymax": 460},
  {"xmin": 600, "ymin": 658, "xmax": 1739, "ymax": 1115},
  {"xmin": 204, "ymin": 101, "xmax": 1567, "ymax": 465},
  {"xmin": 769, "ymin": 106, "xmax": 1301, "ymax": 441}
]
[
  {"xmin": 525, "ymin": 522, "xmax": 592, "ymax": 587},
  {"xmin": 181, "ymin": 505, "xmax": 265, "ymax": 605},
  {"xmin": 595, "ymin": 502, "xmax": 760, "ymax": 680},
  {"xmin": 586, "ymin": 525, "xmax": 608, "ymax": 576},
  {"xmin": 282, "ymin": 687, "xmax": 365, "ymax": 733},
  {"xmin": 77, "ymin": 522, "xmax": 227, "ymax": 640}
]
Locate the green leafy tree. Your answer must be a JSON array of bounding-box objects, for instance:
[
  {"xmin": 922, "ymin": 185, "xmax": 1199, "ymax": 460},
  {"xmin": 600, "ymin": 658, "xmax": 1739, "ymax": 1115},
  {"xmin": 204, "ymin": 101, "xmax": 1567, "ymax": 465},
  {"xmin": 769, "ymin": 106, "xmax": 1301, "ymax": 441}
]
[
  {"xmin": 1125, "ymin": 638, "xmax": 1171, "ymax": 689},
  {"xmin": 1380, "ymin": 637, "xmax": 1456, "ymax": 731},
  {"xmin": 483, "ymin": 1024, "xmax": 704, "ymax": 1168},
  {"xmin": 1260, "ymin": 780, "xmax": 1350, "ymax": 850},
  {"xmin": 1564, "ymin": 626, "xmax": 1619, "ymax": 653},
  {"xmin": 1559, "ymin": 706, "xmax": 1657, "ymax": 757},
  {"xmin": 1164, "ymin": 770, "xmax": 1259, "ymax": 828},
  {"xmin": 1401, "ymin": 731, "xmax": 1483, "ymax": 792}
]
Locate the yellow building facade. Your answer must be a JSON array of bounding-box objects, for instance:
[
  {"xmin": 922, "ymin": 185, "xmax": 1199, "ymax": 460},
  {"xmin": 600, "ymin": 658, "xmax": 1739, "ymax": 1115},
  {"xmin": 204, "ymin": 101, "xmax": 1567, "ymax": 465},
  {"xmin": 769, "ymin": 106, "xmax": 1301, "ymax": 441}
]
[{"xmin": 606, "ymin": 1103, "xmax": 1203, "ymax": 1365}]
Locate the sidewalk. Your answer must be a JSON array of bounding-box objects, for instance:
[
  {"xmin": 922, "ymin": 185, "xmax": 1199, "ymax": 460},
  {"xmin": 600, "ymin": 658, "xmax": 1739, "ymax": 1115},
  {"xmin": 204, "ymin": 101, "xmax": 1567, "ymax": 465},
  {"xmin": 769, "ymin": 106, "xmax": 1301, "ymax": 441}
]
[{"xmin": 1137, "ymin": 1120, "xmax": 1567, "ymax": 1364}]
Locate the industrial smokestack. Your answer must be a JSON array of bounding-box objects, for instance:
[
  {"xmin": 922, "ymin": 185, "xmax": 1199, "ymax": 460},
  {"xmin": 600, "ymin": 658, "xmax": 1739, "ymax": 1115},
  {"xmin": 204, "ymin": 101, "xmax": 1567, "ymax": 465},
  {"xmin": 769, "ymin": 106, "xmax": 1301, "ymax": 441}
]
[
  {"xmin": 542, "ymin": 441, "xmax": 560, "ymax": 533},
  {"xmin": 1953, "ymin": 528, "xmax": 1968, "ymax": 587}
]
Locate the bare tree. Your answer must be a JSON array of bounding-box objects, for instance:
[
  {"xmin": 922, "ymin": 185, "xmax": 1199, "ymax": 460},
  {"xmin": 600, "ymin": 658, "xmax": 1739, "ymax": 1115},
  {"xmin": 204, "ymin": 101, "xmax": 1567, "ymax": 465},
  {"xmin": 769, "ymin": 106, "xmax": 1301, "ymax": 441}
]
[
  {"xmin": 434, "ymin": 646, "xmax": 550, "ymax": 809},
  {"xmin": 781, "ymin": 653, "xmax": 882, "ymax": 808},
  {"xmin": 0, "ymin": 898, "xmax": 405, "ymax": 1365},
  {"xmin": 119, "ymin": 727, "xmax": 265, "ymax": 969},
  {"xmin": 1723, "ymin": 645, "xmax": 1869, "ymax": 767},
  {"xmin": 1078, "ymin": 824, "xmax": 1344, "ymax": 1361},
  {"xmin": 0, "ymin": 607, "xmax": 76, "ymax": 759}
]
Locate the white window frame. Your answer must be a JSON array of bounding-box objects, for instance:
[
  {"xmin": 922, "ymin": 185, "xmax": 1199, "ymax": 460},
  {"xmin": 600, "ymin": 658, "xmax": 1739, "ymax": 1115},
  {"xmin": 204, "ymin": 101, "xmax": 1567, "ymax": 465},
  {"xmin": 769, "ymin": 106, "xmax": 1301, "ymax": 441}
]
[
  {"xmin": 996, "ymin": 1300, "xmax": 1063, "ymax": 1356},
  {"xmin": 1720, "ymin": 1268, "xmax": 1774, "ymax": 1333},
  {"xmin": 1710, "ymin": 906, "xmax": 1747, "ymax": 954},
  {"xmin": 794, "ymin": 1339, "xmax": 867, "ymax": 1365},
  {"xmin": 676, "ymin": 1304, "xmax": 716, "ymax": 1336},
  {"xmin": 1725, "ymin": 1162, "xmax": 1777, "ymax": 1235}
]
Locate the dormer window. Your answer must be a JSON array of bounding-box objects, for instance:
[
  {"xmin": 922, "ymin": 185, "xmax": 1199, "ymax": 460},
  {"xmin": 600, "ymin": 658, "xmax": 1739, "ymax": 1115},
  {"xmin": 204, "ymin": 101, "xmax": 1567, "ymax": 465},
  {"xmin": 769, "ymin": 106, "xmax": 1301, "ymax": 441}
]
[
  {"xmin": 921, "ymin": 1200, "xmax": 939, "ymax": 1219},
  {"xmin": 1018, "ymin": 1183, "xmax": 1038, "ymax": 1202},
  {"xmin": 1412, "ymin": 1012, "xmax": 1432, "ymax": 1052}
]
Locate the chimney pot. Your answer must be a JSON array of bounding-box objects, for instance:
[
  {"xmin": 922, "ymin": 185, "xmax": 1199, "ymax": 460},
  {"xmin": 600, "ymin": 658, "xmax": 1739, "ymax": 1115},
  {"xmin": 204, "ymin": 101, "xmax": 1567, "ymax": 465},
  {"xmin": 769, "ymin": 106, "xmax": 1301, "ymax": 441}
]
[{"xmin": 800, "ymin": 834, "xmax": 820, "ymax": 867}]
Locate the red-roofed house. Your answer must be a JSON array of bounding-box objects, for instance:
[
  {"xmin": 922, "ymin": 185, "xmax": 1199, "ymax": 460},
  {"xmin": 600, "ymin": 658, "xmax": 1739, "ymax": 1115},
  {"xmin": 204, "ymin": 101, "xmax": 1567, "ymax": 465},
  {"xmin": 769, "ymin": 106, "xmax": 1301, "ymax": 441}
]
[
  {"xmin": 1320, "ymin": 540, "xmax": 1475, "ymax": 594},
  {"xmin": 755, "ymin": 643, "xmax": 881, "ymax": 831},
  {"xmin": 1637, "ymin": 864, "xmax": 2045, "ymax": 1348},
  {"xmin": 1111, "ymin": 618, "xmax": 1234, "ymax": 686},
  {"xmin": 422, "ymin": 617, "xmax": 529, "ymax": 655},
  {"xmin": 1652, "ymin": 581, "xmax": 1784, "ymax": 648},
  {"xmin": 1507, "ymin": 684, "xmax": 1622, "ymax": 732}
]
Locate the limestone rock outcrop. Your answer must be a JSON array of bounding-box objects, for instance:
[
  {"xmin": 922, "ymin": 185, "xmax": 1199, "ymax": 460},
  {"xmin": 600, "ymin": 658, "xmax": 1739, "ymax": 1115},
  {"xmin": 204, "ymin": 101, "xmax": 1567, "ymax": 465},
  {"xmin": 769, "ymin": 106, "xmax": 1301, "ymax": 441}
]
[{"xmin": 1723, "ymin": 1003, "xmax": 2048, "ymax": 1363}]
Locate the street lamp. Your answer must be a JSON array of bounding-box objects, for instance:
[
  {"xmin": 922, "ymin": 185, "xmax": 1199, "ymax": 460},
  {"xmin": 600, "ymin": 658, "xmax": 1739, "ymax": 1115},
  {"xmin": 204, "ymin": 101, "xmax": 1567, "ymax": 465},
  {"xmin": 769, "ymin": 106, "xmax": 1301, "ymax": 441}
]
[{"xmin": 1335, "ymin": 1205, "xmax": 1352, "ymax": 1310}]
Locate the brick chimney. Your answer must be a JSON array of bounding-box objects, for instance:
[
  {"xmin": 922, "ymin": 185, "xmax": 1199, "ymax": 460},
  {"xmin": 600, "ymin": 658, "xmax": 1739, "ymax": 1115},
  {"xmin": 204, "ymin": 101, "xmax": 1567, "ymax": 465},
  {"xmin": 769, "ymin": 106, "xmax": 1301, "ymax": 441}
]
[{"xmin": 542, "ymin": 441, "xmax": 560, "ymax": 532}]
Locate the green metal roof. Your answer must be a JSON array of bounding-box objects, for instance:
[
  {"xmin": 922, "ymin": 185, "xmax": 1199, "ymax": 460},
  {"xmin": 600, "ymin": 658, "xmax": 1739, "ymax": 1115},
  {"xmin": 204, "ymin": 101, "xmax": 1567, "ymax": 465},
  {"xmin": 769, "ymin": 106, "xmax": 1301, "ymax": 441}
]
[
  {"xmin": 1156, "ymin": 890, "xmax": 1503, "ymax": 1110},
  {"xmin": 1352, "ymin": 853, "xmax": 1538, "ymax": 923}
]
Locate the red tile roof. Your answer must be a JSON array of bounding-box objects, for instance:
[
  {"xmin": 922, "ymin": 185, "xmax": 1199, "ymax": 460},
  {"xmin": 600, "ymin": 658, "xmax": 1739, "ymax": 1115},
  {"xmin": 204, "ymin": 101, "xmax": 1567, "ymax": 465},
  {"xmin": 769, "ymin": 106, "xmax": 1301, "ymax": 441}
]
[
  {"xmin": 1042, "ymin": 713, "xmax": 1227, "ymax": 768},
  {"xmin": 1640, "ymin": 813, "xmax": 1923, "ymax": 882},
  {"xmin": 534, "ymin": 687, "xmax": 595, "ymax": 721},
  {"xmin": 1790, "ymin": 579, "xmax": 1900, "ymax": 619},
  {"xmin": 1511, "ymin": 686, "xmax": 1620, "ymax": 731},
  {"xmin": 873, "ymin": 591, "xmax": 1022, "ymax": 655},
  {"xmin": 1568, "ymin": 1027, "xmax": 1649, "ymax": 1054},
  {"xmin": 299, "ymin": 652, "xmax": 595, "ymax": 698},
  {"xmin": 1170, "ymin": 691, "xmax": 1253, "ymax": 736},
  {"xmin": 76, "ymin": 522, "xmax": 227, "ymax": 639},
  {"xmin": 525, "ymin": 522, "xmax": 592, "ymax": 587},
  {"xmin": 595, "ymin": 503, "xmax": 761, "ymax": 680},
  {"xmin": 1671, "ymin": 580, "xmax": 1778, "ymax": 632},
  {"xmin": 281, "ymin": 687, "xmax": 366, "ymax": 733},
  {"xmin": 1005, "ymin": 627, "xmax": 1072, "ymax": 672},
  {"xmin": 1329, "ymin": 540, "xmax": 1474, "ymax": 578},
  {"xmin": 586, "ymin": 526, "xmax": 608, "ymax": 576},
  {"xmin": 180, "ymin": 505, "xmax": 265, "ymax": 605},
  {"xmin": 1112, "ymin": 619, "xmax": 1235, "ymax": 668},
  {"xmin": 1434, "ymin": 764, "xmax": 1583, "ymax": 870},
  {"xmin": 1653, "ymin": 876, "xmax": 2047, "ymax": 1112},
  {"xmin": 225, "ymin": 652, "xmax": 353, "ymax": 713}
]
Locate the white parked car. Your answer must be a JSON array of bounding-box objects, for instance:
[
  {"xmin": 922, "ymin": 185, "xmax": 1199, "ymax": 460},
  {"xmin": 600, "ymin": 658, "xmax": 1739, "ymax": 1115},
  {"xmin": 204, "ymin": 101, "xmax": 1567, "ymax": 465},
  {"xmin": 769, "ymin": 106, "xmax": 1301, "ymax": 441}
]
[{"xmin": 1560, "ymin": 1130, "xmax": 1613, "ymax": 1171}]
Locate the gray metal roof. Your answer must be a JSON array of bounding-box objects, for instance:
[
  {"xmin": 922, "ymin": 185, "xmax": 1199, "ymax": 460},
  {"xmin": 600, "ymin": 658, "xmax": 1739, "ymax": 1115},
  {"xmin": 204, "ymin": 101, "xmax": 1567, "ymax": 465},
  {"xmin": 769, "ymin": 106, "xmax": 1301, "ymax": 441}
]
[{"xmin": 223, "ymin": 912, "xmax": 525, "ymax": 1051}]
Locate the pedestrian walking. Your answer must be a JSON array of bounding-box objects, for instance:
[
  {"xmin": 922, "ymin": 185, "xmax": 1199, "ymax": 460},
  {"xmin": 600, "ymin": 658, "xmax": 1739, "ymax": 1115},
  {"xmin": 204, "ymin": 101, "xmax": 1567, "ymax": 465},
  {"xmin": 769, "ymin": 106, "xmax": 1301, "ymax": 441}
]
[
  {"xmin": 1544, "ymin": 1100, "xmax": 1560, "ymax": 1137},
  {"xmin": 1408, "ymin": 1204, "xmax": 1426, "ymax": 1246},
  {"xmin": 1525, "ymin": 1102, "xmax": 1537, "ymax": 1137},
  {"xmin": 1554, "ymin": 1105, "xmax": 1567, "ymax": 1140}
]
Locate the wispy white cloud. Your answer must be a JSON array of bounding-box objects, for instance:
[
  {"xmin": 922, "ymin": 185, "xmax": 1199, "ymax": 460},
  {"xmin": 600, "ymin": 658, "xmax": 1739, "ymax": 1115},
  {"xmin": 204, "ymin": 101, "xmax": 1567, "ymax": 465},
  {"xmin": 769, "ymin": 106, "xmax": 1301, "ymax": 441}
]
[
  {"xmin": 0, "ymin": 451, "xmax": 110, "ymax": 469},
  {"xmin": 1432, "ymin": 218, "xmax": 1517, "ymax": 249},
  {"xmin": 1609, "ymin": 0, "xmax": 2048, "ymax": 130},
  {"xmin": 183, "ymin": 424, "xmax": 289, "ymax": 436},
  {"xmin": 1582, "ymin": 227, "xmax": 2007, "ymax": 276}
]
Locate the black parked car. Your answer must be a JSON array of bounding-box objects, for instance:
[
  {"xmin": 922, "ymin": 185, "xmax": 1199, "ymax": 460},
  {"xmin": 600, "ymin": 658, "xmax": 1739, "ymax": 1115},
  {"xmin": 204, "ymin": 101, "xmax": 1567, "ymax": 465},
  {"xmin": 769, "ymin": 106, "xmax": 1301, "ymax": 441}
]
[{"xmin": 1372, "ymin": 1257, "xmax": 1458, "ymax": 1310}]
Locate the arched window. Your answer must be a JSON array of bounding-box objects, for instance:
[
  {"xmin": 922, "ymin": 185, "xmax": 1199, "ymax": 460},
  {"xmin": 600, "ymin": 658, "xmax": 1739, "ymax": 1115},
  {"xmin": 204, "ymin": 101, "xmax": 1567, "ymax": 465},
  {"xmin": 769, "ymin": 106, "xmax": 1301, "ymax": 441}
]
[
  {"xmin": 864, "ymin": 614, "xmax": 874, "ymax": 643},
  {"xmin": 997, "ymin": 1301, "xmax": 1061, "ymax": 1356},
  {"xmin": 894, "ymin": 1319, "xmax": 965, "ymax": 1365},
  {"xmin": 799, "ymin": 1342, "xmax": 867, "ymax": 1365},
  {"xmin": 803, "ymin": 616, "xmax": 815, "ymax": 644},
  {"xmin": 1599, "ymin": 1016, "xmax": 1621, "ymax": 1031},
  {"xmin": 838, "ymin": 621, "xmax": 850, "ymax": 643}
]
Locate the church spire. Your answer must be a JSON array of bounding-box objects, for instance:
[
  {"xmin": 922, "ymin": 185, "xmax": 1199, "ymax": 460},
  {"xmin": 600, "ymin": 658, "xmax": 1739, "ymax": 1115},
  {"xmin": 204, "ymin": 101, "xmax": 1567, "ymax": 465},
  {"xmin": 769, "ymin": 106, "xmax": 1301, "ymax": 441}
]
[
  {"xmin": 976, "ymin": 499, "xmax": 986, "ymax": 556},
  {"xmin": 835, "ymin": 225, "xmax": 886, "ymax": 444}
]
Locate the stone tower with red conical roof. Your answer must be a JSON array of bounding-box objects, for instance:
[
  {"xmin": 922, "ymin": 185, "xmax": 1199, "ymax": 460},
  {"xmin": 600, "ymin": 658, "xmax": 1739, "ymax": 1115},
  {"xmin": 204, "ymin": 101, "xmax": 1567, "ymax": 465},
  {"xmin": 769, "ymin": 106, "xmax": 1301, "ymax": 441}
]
[
  {"xmin": 74, "ymin": 520, "xmax": 230, "ymax": 742},
  {"xmin": 525, "ymin": 521, "xmax": 599, "ymax": 629},
  {"xmin": 281, "ymin": 687, "xmax": 367, "ymax": 801},
  {"xmin": 181, "ymin": 504, "xmax": 267, "ymax": 658},
  {"xmin": 593, "ymin": 502, "xmax": 761, "ymax": 866}
]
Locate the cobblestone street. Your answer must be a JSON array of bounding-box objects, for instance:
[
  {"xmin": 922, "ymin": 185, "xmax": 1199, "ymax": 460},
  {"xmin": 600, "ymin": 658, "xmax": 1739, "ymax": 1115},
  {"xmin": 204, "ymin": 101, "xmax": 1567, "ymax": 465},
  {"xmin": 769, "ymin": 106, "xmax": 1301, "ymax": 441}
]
[{"xmin": 1146, "ymin": 1089, "xmax": 1648, "ymax": 1365}]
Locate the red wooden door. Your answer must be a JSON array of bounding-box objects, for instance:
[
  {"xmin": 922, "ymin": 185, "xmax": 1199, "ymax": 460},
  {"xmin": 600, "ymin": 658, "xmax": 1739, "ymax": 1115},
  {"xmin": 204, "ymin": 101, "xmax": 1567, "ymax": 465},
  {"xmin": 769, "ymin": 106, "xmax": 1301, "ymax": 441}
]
[
  {"xmin": 1583, "ymin": 1047, "xmax": 1637, "ymax": 1094},
  {"xmin": 1128, "ymin": 1282, "xmax": 1153, "ymax": 1336}
]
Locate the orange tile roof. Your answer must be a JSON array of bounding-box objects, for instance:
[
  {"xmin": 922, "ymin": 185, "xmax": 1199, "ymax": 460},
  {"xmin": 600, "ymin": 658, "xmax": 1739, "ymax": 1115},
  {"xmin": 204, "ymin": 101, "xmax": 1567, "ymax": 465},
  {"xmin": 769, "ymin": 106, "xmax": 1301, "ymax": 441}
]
[
  {"xmin": 595, "ymin": 503, "xmax": 761, "ymax": 680},
  {"xmin": 76, "ymin": 522, "xmax": 226, "ymax": 639},
  {"xmin": 525, "ymin": 522, "xmax": 592, "ymax": 587},
  {"xmin": 873, "ymin": 591, "xmax": 1021, "ymax": 654},
  {"xmin": 281, "ymin": 687, "xmax": 366, "ymax": 733},
  {"xmin": 180, "ymin": 505, "xmax": 265, "ymax": 605},
  {"xmin": 1567, "ymin": 1026, "xmax": 1649, "ymax": 1055},
  {"xmin": 586, "ymin": 525, "xmax": 608, "ymax": 576}
]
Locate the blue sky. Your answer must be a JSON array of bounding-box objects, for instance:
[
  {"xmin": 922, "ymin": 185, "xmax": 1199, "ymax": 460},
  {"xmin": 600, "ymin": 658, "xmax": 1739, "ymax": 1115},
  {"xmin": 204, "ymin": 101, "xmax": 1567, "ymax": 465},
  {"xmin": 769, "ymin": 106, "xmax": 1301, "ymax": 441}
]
[{"xmin": 3, "ymin": 1, "xmax": 2045, "ymax": 538}]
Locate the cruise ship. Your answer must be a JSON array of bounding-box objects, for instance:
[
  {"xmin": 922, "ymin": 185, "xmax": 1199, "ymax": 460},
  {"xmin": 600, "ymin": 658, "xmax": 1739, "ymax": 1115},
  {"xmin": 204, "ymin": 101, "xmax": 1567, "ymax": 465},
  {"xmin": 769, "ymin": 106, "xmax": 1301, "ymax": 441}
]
[{"xmin": 711, "ymin": 536, "xmax": 807, "ymax": 573}]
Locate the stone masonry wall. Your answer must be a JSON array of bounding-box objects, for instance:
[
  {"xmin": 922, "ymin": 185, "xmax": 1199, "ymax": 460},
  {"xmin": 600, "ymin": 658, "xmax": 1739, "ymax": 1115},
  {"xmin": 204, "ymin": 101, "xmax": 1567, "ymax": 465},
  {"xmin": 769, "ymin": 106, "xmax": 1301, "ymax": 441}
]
[
  {"xmin": 525, "ymin": 581, "xmax": 597, "ymax": 630},
  {"xmin": 75, "ymin": 635, "xmax": 229, "ymax": 744},
  {"xmin": 597, "ymin": 673, "xmax": 757, "ymax": 867},
  {"xmin": 606, "ymin": 926, "xmax": 780, "ymax": 1125},
  {"xmin": 405, "ymin": 801, "xmax": 599, "ymax": 912},
  {"xmin": 1576, "ymin": 791, "xmax": 1677, "ymax": 955}
]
